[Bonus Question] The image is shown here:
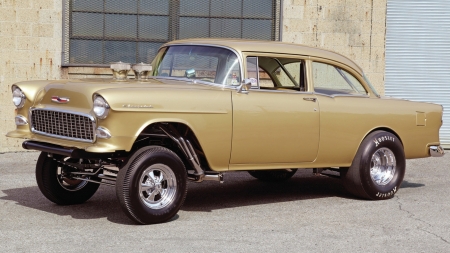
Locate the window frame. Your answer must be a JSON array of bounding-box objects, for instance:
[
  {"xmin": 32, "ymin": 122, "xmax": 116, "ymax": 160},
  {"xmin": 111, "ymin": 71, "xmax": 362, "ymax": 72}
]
[
  {"xmin": 309, "ymin": 58, "xmax": 372, "ymax": 98},
  {"xmin": 151, "ymin": 44, "xmax": 245, "ymax": 89},
  {"xmin": 243, "ymin": 53, "xmax": 309, "ymax": 93}
]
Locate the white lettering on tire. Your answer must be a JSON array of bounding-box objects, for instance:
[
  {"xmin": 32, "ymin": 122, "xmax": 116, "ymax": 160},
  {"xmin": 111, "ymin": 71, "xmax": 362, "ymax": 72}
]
[
  {"xmin": 375, "ymin": 186, "xmax": 398, "ymax": 198},
  {"xmin": 373, "ymin": 135, "xmax": 395, "ymax": 147}
]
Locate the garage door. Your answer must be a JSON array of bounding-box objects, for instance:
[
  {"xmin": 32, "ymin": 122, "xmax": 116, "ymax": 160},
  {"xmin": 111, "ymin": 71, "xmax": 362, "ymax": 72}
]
[{"xmin": 385, "ymin": 0, "xmax": 450, "ymax": 147}]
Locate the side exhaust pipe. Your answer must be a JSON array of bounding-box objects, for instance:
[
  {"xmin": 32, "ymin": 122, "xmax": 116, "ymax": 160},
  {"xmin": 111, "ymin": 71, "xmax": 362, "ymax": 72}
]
[{"xmin": 159, "ymin": 124, "xmax": 223, "ymax": 183}]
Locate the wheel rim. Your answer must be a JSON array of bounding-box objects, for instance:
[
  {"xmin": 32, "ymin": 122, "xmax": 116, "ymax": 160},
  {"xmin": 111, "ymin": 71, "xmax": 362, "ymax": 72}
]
[
  {"xmin": 139, "ymin": 164, "xmax": 177, "ymax": 210},
  {"xmin": 56, "ymin": 166, "xmax": 88, "ymax": 191},
  {"xmin": 370, "ymin": 147, "xmax": 396, "ymax": 186}
]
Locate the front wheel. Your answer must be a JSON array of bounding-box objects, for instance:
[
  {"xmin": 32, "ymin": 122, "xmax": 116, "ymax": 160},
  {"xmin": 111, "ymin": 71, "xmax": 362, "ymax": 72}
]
[
  {"xmin": 35, "ymin": 152, "xmax": 100, "ymax": 205},
  {"xmin": 342, "ymin": 131, "xmax": 406, "ymax": 200},
  {"xmin": 116, "ymin": 146, "xmax": 187, "ymax": 225}
]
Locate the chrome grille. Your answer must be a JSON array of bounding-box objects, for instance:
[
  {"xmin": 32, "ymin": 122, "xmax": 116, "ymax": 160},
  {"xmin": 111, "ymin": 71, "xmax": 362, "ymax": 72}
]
[{"xmin": 31, "ymin": 109, "xmax": 95, "ymax": 143}]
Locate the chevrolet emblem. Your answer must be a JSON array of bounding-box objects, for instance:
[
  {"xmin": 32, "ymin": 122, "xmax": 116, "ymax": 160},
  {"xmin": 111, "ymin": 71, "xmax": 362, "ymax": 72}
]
[{"xmin": 51, "ymin": 96, "xmax": 70, "ymax": 104}]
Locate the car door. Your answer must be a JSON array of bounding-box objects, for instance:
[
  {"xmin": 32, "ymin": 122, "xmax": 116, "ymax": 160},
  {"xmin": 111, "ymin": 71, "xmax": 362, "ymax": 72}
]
[
  {"xmin": 230, "ymin": 55, "xmax": 320, "ymax": 165},
  {"xmin": 310, "ymin": 60, "xmax": 373, "ymax": 164}
]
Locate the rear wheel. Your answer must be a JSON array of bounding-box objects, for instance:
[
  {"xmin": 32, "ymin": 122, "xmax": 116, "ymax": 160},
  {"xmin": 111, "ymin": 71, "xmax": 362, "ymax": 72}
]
[
  {"xmin": 342, "ymin": 131, "xmax": 405, "ymax": 200},
  {"xmin": 116, "ymin": 146, "xmax": 187, "ymax": 224},
  {"xmin": 248, "ymin": 169, "xmax": 297, "ymax": 182},
  {"xmin": 35, "ymin": 152, "xmax": 100, "ymax": 205}
]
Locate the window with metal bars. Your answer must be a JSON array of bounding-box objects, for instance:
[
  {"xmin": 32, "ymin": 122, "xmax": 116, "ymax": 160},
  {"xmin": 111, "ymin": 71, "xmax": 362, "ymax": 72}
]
[{"xmin": 62, "ymin": 0, "xmax": 281, "ymax": 66}]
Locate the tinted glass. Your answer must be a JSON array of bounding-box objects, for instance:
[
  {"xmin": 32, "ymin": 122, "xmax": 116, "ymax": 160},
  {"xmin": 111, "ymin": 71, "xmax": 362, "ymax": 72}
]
[
  {"xmin": 72, "ymin": 12, "xmax": 103, "ymax": 37},
  {"xmin": 139, "ymin": 16, "xmax": 169, "ymax": 40},
  {"xmin": 179, "ymin": 18, "xmax": 209, "ymax": 39},
  {"xmin": 210, "ymin": 19, "xmax": 242, "ymax": 38},
  {"xmin": 105, "ymin": 0, "xmax": 137, "ymax": 14},
  {"xmin": 72, "ymin": 0, "xmax": 103, "ymax": 12},
  {"xmin": 105, "ymin": 14, "xmax": 137, "ymax": 39},
  {"xmin": 211, "ymin": 0, "xmax": 242, "ymax": 18},
  {"xmin": 69, "ymin": 40, "xmax": 103, "ymax": 64},
  {"xmin": 139, "ymin": 0, "xmax": 169, "ymax": 15}
]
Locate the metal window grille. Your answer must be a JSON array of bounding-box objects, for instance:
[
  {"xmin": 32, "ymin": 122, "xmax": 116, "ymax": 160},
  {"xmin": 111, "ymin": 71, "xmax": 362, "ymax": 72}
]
[{"xmin": 62, "ymin": 0, "xmax": 281, "ymax": 66}]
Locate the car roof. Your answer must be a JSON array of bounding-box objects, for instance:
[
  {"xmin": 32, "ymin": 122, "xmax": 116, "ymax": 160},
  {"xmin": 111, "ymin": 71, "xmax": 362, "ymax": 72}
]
[{"xmin": 164, "ymin": 38, "xmax": 363, "ymax": 74}]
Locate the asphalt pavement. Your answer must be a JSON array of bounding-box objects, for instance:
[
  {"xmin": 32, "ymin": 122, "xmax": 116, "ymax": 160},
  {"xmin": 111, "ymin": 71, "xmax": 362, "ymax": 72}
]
[{"xmin": 0, "ymin": 151, "xmax": 449, "ymax": 252}]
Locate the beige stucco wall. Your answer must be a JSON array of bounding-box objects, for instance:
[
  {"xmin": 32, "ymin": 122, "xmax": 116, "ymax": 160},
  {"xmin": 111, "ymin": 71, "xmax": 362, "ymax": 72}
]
[
  {"xmin": 282, "ymin": 0, "xmax": 386, "ymax": 93},
  {"xmin": 0, "ymin": 0, "xmax": 63, "ymax": 152},
  {"xmin": 0, "ymin": 0, "xmax": 387, "ymax": 152}
]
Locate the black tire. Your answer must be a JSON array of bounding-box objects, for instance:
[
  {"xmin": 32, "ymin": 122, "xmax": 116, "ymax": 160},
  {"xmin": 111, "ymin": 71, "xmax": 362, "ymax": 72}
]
[
  {"xmin": 116, "ymin": 146, "xmax": 187, "ymax": 225},
  {"xmin": 248, "ymin": 169, "xmax": 297, "ymax": 182},
  {"xmin": 35, "ymin": 152, "xmax": 100, "ymax": 205},
  {"xmin": 342, "ymin": 130, "xmax": 405, "ymax": 200}
]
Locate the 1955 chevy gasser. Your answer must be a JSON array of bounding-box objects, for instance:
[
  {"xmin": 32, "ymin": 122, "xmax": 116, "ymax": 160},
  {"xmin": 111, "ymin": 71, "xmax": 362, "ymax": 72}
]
[{"xmin": 7, "ymin": 39, "xmax": 445, "ymax": 224}]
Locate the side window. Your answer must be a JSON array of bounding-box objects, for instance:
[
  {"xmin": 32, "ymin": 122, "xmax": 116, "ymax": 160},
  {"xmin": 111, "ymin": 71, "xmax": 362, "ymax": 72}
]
[
  {"xmin": 246, "ymin": 57, "xmax": 275, "ymax": 88},
  {"xmin": 312, "ymin": 62, "xmax": 367, "ymax": 95},
  {"xmin": 246, "ymin": 56, "xmax": 305, "ymax": 90},
  {"xmin": 225, "ymin": 53, "xmax": 241, "ymax": 86},
  {"xmin": 277, "ymin": 62, "xmax": 300, "ymax": 87}
]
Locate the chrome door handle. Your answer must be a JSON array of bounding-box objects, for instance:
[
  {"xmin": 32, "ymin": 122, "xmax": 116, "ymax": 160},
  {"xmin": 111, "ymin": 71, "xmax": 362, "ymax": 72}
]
[{"xmin": 303, "ymin": 97, "xmax": 316, "ymax": 102}]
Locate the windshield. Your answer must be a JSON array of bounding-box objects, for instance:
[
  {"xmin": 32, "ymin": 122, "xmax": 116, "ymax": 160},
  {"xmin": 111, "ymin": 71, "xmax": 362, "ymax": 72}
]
[{"xmin": 151, "ymin": 45, "xmax": 241, "ymax": 85}]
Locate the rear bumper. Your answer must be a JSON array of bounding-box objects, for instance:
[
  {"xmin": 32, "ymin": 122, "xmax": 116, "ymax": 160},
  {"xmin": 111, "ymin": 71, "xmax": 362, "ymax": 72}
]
[{"xmin": 429, "ymin": 145, "xmax": 445, "ymax": 157}]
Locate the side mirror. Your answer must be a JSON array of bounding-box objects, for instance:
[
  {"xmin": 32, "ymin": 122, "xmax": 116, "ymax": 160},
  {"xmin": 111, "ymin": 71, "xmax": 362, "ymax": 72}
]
[
  {"xmin": 237, "ymin": 79, "xmax": 252, "ymax": 94},
  {"xmin": 185, "ymin": 69, "xmax": 196, "ymax": 78}
]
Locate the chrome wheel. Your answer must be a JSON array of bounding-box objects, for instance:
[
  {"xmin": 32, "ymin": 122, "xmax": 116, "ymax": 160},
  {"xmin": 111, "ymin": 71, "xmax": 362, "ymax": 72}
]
[
  {"xmin": 56, "ymin": 164, "xmax": 88, "ymax": 191},
  {"xmin": 139, "ymin": 164, "xmax": 177, "ymax": 210},
  {"xmin": 370, "ymin": 147, "xmax": 396, "ymax": 186}
]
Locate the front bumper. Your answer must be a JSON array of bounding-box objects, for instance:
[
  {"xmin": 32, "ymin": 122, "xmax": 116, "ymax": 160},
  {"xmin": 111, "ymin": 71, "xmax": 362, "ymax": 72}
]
[
  {"xmin": 429, "ymin": 145, "xmax": 445, "ymax": 157},
  {"xmin": 22, "ymin": 140, "xmax": 118, "ymax": 159}
]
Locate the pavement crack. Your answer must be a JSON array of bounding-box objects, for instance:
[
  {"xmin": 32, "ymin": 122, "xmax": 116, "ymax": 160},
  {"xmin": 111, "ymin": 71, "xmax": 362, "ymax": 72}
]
[{"xmin": 395, "ymin": 196, "xmax": 450, "ymax": 245}]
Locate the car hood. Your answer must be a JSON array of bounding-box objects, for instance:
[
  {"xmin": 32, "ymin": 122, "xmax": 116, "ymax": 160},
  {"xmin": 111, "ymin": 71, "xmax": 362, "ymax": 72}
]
[{"xmin": 34, "ymin": 77, "xmax": 225, "ymax": 110}]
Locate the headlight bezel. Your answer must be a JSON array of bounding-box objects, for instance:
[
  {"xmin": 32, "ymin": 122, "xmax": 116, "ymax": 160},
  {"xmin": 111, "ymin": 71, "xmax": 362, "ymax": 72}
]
[
  {"xmin": 12, "ymin": 86, "xmax": 26, "ymax": 108},
  {"xmin": 93, "ymin": 95, "xmax": 110, "ymax": 119}
]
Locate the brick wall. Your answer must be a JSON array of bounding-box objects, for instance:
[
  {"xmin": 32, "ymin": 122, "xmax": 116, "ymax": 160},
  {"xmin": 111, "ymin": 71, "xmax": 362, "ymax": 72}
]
[
  {"xmin": 282, "ymin": 0, "xmax": 386, "ymax": 94},
  {"xmin": 0, "ymin": 0, "xmax": 63, "ymax": 152}
]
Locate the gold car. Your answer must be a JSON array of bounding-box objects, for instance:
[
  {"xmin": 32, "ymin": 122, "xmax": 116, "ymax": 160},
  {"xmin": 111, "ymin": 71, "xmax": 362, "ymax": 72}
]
[{"xmin": 7, "ymin": 39, "xmax": 445, "ymax": 224}]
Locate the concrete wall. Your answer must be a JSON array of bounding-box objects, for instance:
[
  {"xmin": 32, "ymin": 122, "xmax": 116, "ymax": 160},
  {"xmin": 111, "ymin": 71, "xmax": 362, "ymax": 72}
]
[
  {"xmin": 0, "ymin": 0, "xmax": 387, "ymax": 152},
  {"xmin": 0, "ymin": 0, "xmax": 63, "ymax": 152},
  {"xmin": 282, "ymin": 0, "xmax": 386, "ymax": 93}
]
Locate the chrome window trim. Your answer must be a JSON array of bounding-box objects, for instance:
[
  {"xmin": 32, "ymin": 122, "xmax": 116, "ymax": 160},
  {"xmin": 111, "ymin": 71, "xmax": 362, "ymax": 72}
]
[
  {"xmin": 155, "ymin": 43, "xmax": 244, "ymax": 88},
  {"xmin": 29, "ymin": 107, "xmax": 97, "ymax": 143},
  {"xmin": 246, "ymin": 56, "xmax": 260, "ymax": 89},
  {"xmin": 251, "ymin": 89, "xmax": 313, "ymax": 94},
  {"xmin": 313, "ymin": 92, "xmax": 370, "ymax": 98},
  {"xmin": 151, "ymin": 76, "xmax": 233, "ymax": 89}
]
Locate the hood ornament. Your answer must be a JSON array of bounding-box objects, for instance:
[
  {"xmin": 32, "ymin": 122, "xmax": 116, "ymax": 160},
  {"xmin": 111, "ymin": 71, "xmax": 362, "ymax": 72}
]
[{"xmin": 51, "ymin": 96, "xmax": 70, "ymax": 104}]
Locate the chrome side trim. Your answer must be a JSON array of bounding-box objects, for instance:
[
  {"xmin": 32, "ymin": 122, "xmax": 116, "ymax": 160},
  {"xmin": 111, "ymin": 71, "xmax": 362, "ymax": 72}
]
[
  {"xmin": 429, "ymin": 145, "xmax": 445, "ymax": 157},
  {"xmin": 29, "ymin": 107, "xmax": 96, "ymax": 143}
]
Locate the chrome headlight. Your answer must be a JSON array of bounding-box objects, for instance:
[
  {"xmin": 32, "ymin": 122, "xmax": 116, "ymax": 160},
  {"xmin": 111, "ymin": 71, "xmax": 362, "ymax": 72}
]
[
  {"xmin": 93, "ymin": 95, "xmax": 110, "ymax": 119},
  {"xmin": 12, "ymin": 87, "xmax": 26, "ymax": 108}
]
